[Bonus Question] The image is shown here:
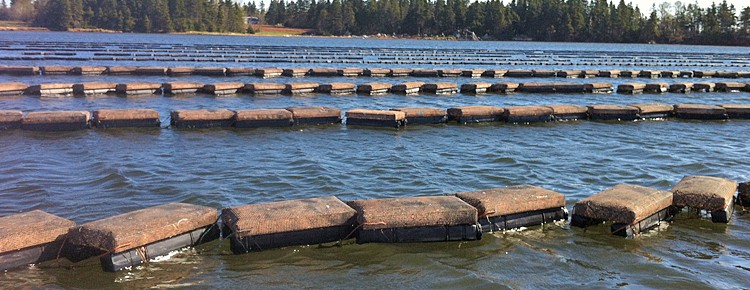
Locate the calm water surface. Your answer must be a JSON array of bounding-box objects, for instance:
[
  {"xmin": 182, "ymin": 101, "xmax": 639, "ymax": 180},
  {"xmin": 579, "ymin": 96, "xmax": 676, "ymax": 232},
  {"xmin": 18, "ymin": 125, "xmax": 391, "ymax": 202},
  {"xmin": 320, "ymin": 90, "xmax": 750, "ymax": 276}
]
[{"xmin": 0, "ymin": 32, "xmax": 749, "ymax": 289}]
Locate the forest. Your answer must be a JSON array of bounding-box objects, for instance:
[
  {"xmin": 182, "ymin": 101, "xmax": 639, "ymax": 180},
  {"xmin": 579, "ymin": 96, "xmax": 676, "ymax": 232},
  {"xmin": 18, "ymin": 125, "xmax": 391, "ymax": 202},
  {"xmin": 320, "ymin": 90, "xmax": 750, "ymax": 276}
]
[{"xmin": 1, "ymin": 0, "xmax": 749, "ymax": 45}]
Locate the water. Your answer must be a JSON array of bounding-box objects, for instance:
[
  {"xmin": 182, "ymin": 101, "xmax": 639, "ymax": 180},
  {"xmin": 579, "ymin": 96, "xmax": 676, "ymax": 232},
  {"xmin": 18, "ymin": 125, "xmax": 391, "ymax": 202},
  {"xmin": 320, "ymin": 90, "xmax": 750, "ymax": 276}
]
[{"xmin": 0, "ymin": 32, "xmax": 749, "ymax": 288}]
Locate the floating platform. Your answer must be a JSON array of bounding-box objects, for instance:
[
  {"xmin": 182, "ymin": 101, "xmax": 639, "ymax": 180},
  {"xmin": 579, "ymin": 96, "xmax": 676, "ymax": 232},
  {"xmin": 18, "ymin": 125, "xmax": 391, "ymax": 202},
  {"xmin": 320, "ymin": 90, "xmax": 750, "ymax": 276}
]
[
  {"xmin": 520, "ymin": 82, "xmax": 555, "ymax": 93},
  {"xmin": 462, "ymin": 69, "xmax": 484, "ymax": 78},
  {"xmin": 693, "ymin": 82, "xmax": 715, "ymax": 92},
  {"xmin": 671, "ymin": 176, "xmax": 737, "ymax": 223},
  {"xmin": 255, "ymin": 68, "xmax": 283, "ymax": 78},
  {"xmin": 170, "ymin": 109, "xmax": 236, "ymax": 128},
  {"xmin": 25, "ymin": 83, "xmax": 73, "ymax": 95},
  {"xmin": 553, "ymin": 82, "xmax": 585, "ymax": 93},
  {"xmin": 21, "ymin": 111, "xmax": 90, "ymax": 131},
  {"xmin": 644, "ymin": 83, "xmax": 668, "ymax": 93},
  {"xmin": 482, "ymin": 69, "xmax": 507, "ymax": 78},
  {"xmin": 0, "ymin": 210, "xmax": 75, "ymax": 271},
  {"xmin": 338, "ymin": 68, "xmax": 362, "ymax": 77},
  {"xmin": 460, "ymin": 82, "xmax": 492, "ymax": 94},
  {"xmin": 390, "ymin": 82, "xmax": 423, "ymax": 95},
  {"xmin": 669, "ymin": 82, "xmax": 693, "ymax": 93},
  {"xmin": 491, "ymin": 82, "xmax": 520, "ymax": 93},
  {"xmin": 317, "ymin": 82, "xmax": 356, "ymax": 95},
  {"xmin": 73, "ymin": 82, "xmax": 117, "ymax": 95},
  {"xmin": 167, "ymin": 67, "xmax": 195, "ymax": 76},
  {"xmin": 587, "ymin": 105, "xmax": 639, "ymax": 121},
  {"xmin": 282, "ymin": 68, "xmax": 309, "ymax": 78},
  {"xmin": 694, "ymin": 70, "xmax": 717, "ymax": 78},
  {"xmin": 286, "ymin": 106, "xmax": 341, "ymax": 125},
  {"xmin": 639, "ymin": 70, "xmax": 661, "ymax": 78},
  {"xmin": 558, "ymin": 70, "xmax": 583, "ymax": 78},
  {"xmin": 532, "ymin": 69, "xmax": 556, "ymax": 77},
  {"xmin": 346, "ymin": 109, "xmax": 406, "ymax": 128},
  {"xmin": 584, "ymin": 82, "xmax": 614, "ymax": 93},
  {"xmin": 679, "ymin": 71, "xmax": 694, "ymax": 78},
  {"xmin": 630, "ymin": 103, "xmax": 674, "ymax": 119},
  {"xmin": 65, "ymin": 203, "xmax": 218, "ymax": 272},
  {"xmin": 455, "ymin": 185, "xmax": 567, "ymax": 232},
  {"xmin": 105, "ymin": 66, "xmax": 137, "ymax": 75},
  {"xmin": 226, "ymin": 67, "xmax": 255, "ymax": 76},
  {"xmin": 719, "ymin": 104, "xmax": 750, "ymax": 119},
  {"xmin": 71, "ymin": 66, "xmax": 107, "ymax": 76},
  {"xmin": 715, "ymin": 82, "xmax": 746, "ymax": 92},
  {"xmin": 582, "ymin": 70, "xmax": 599, "ymax": 78},
  {"xmin": 222, "ymin": 196, "xmax": 356, "ymax": 253},
  {"xmin": 438, "ymin": 69, "xmax": 462, "ymax": 77},
  {"xmin": 616, "ymin": 83, "xmax": 646, "ymax": 94},
  {"xmin": 233, "ymin": 108, "xmax": 293, "ymax": 128},
  {"xmin": 447, "ymin": 106, "xmax": 505, "ymax": 123},
  {"xmin": 309, "ymin": 68, "xmax": 338, "ymax": 77},
  {"xmin": 504, "ymin": 106, "xmax": 553, "ymax": 123},
  {"xmin": 364, "ymin": 68, "xmax": 389, "ymax": 77},
  {"xmin": 0, "ymin": 110, "xmax": 22, "ymax": 130},
  {"xmin": 546, "ymin": 104, "xmax": 588, "ymax": 121},
  {"xmin": 284, "ymin": 82, "xmax": 319, "ymax": 95},
  {"xmin": 571, "ymin": 184, "xmax": 676, "ymax": 237},
  {"xmin": 661, "ymin": 71, "xmax": 680, "ymax": 78},
  {"xmin": 357, "ymin": 83, "xmax": 391, "ymax": 95},
  {"xmin": 162, "ymin": 82, "xmax": 204, "ymax": 94},
  {"xmin": 194, "ymin": 67, "xmax": 226, "ymax": 76},
  {"xmin": 1, "ymin": 66, "xmax": 39, "ymax": 75},
  {"xmin": 203, "ymin": 82, "xmax": 244, "ymax": 95},
  {"xmin": 598, "ymin": 70, "xmax": 620, "ymax": 78},
  {"xmin": 115, "ymin": 82, "xmax": 162, "ymax": 95},
  {"xmin": 390, "ymin": 68, "xmax": 412, "ymax": 77},
  {"xmin": 245, "ymin": 83, "xmax": 286, "ymax": 95},
  {"xmin": 411, "ymin": 69, "xmax": 439, "ymax": 77},
  {"xmin": 421, "ymin": 82, "xmax": 458, "ymax": 94},
  {"xmin": 92, "ymin": 109, "xmax": 161, "ymax": 128},
  {"xmin": 0, "ymin": 82, "xmax": 28, "ymax": 96},
  {"xmin": 673, "ymin": 104, "xmax": 727, "ymax": 120},
  {"xmin": 390, "ymin": 107, "xmax": 447, "ymax": 124},
  {"xmin": 41, "ymin": 66, "xmax": 74, "ymax": 75},
  {"xmin": 347, "ymin": 196, "xmax": 480, "ymax": 243},
  {"xmin": 620, "ymin": 70, "xmax": 638, "ymax": 78},
  {"xmin": 134, "ymin": 66, "xmax": 167, "ymax": 76}
]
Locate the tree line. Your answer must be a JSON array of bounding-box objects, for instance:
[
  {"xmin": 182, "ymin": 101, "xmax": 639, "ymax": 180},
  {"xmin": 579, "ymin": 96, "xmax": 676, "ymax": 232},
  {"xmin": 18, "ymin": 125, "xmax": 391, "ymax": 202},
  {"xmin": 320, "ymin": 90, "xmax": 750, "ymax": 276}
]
[
  {"xmin": 1, "ymin": 0, "xmax": 249, "ymax": 33},
  {"xmin": 261, "ymin": 0, "xmax": 750, "ymax": 45}
]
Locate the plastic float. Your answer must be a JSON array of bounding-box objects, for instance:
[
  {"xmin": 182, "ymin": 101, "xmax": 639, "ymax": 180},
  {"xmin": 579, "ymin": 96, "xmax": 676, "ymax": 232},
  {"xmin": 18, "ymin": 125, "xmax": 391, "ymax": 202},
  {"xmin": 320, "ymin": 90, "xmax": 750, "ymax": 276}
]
[
  {"xmin": 390, "ymin": 81, "xmax": 423, "ymax": 95},
  {"xmin": 546, "ymin": 104, "xmax": 588, "ymax": 121},
  {"xmin": 347, "ymin": 196, "xmax": 481, "ymax": 243},
  {"xmin": 503, "ymin": 106, "xmax": 554, "ymax": 123},
  {"xmin": 0, "ymin": 82, "xmax": 28, "ymax": 95},
  {"xmin": 21, "ymin": 111, "xmax": 90, "ymax": 131},
  {"xmin": 616, "ymin": 83, "xmax": 646, "ymax": 94},
  {"xmin": 286, "ymin": 106, "xmax": 342, "ymax": 125},
  {"xmin": 222, "ymin": 196, "xmax": 357, "ymax": 253},
  {"xmin": 490, "ymin": 82, "xmax": 519, "ymax": 93},
  {"xmin": 0, "ymin": 110, "xmax": 23, "ymax": 130},
  {"xmin": 669, "ymin": 82, "xmax": 693, "ymax": 93},
  {"xmin": 671, "ymin": 176, "xmax": 737, "ymax": 223},
  {"xmin": 356, "ymin": 82, "xmax": 391, "ymax": 95},
  {"xmin": 421, "ymin": 82, "xmax": 458, "ymax": 94},
  {"xmin": 25, "ymin": 83, "xmax": 73, "ymax": 95},
  {"xmin": 317, "ymin": 82, "xmax": 356, "ymax": 95},
  {"xmin": 456, "ymin": 185, "xmax": 567, "ymax": 232},
  {"xmin": 0, "ymin": 211, "xmax": 75, "ymax": 271},
  {"xmin": 282, "ymin": 68, "xmax": 309, "ymax": 78},
  {"xmin": 448, "ymin": 106, "xmax": 505, "ymax": 123},
  {"xmin": 571, "ymin": 184, "xmax": 676, "ymax": 237},
  {"xmin": 170, "ymin": 109, "xmax": 235, "ymax": 128},
  {"xmin": 629, "ymin": 103, "xmax": 674, "ymax": 119},
  {"xmin": 390, "ymin": 107, "xmax": 447, "ymax": 124},
  {"xmin": 234, "ymin": 109, "xmax": 293, "ymax": 128},
  {"xmin": 587, "ymin": 105, "xmax": 639, "ymax": 121},
  {"xmin": 65, "ymin": 203, "xmax": 218, "ymax": 272},
  {"xmin": 245, "ymin": 83, "xmax": 286, "ymax": 95},
  {"xmin": 92, "ymin": 109, "xmax": 161, "ymax": 128},
  {"xmin": 644, "ymin": 82, "xmax": 669, "ymax": 93},
  {"xmin": 673, "ymin": 104, "xmax": 727, "ymax": 120},
  {"xmin": 115, "ymin": 82, "xmax": 162, "ymax": 95},
  {"xmin": 583, "ymin": 82, "xmax": 614, "ymax": 93},
  {"xmin": 460, "ymin": 82, "xmax": 492, "ymax": 94},
  {"xmin": 345, "ymin": 109, "xmax": 406, "ymax": 128},
  {"xmin": 162, "ymin": 82, "xmax": 204, "ymax": 94},
  {"xmin": 284, "ymin": 82, "xmax": 319, "ymax": 95}
]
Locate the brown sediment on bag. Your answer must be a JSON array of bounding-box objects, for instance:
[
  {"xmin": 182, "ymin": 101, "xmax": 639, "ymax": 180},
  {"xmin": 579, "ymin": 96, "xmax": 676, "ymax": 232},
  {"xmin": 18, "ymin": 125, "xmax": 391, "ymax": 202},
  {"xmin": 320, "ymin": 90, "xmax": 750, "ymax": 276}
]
[
  {"xmin": 390, "ymin": 82, "xmax": 423, "ymax": 95},
  {"xmin": 461, "ymin": 69, "xmax": 484, "ymax": 78},
  {"xmin": 73, "ymin": 82, "xmax": 117, "ymax": 95},
  {"xmin": 490, "ymin": 82, "xmax": 520, "ymax": 93},
  {"xmin": 482, "ymin": 69, "xmax": 507, "ymax": 78},
  {"xmin": 673, "ymin": 104, "xmax": 727, "ymax": 120},
  {"xmin": 692, "ymin": 82, "xmax": 715, "ymax": 92},
  {"xmin": 447, "ymin": 106, "xmax": 505, "ymax": 123},
  {"xmin": 583, "ymin": 82, "xmax": 614, "ymax": 93},
  {"xmin": 421, "ymin": 82, "xmax": 458, "ymax": 94},
  {"xmin": 629, "ymin": 103, "xmax": 674, "ymax": 119},
  {"xmin": 282, "ymin": 68, "xmax": 309, "ymax": 77},
  {"xmin": 363, "ymin": 68, "xmax": 390, "ymax": 77},
  {"xmin": 284, "ymin": 82, "xmax": 319, "ymax": 95},
  {"xmin": 162, "ymin": 82, "xmax": 204, "ymax": 94},
  {"xmin": 411, "ymin": 69, "xmax": 439, "ymax": 77},
  {"xmin": 546, "ymin": 104, "xmax": 588, "ymax": 121},
  {"xmin": 0, "ymin": 110, "xmax": 23, "ymax": 130},
  {"xmin": 503, "ymin": 106, "xmax": 554, "ymax": 123},
  {"xmin": 115, "ymin": 82, "xmax": 162, "ymax": 95},
  {"xmin": 715, "ymin": 82, "xmax": 746, "ymax": 92},
  {"xmin": 587, "ymin": 105, "xmax": 639, "ymax": 121},
  {"xmin": 671, "ymin": 176, "xmax": 737, "ymax": 212},
  {"xmin": 438, "ymin": 69, "xmax": 462, "ymax": 77},
  {"xmin": 0, "ymin": 82, "xmax": 28, "ymax": 95},
  {"xmin": 255, "ymin": 68, "xmax": 283, "ymax": 78},
  {"xmin": 134, "ymin": 66, "xmax": 167, "ymax": 75},
  {"xmin": 719, "ymin": 104, "xmax": 750, "ymax": 119},
  {"xmin": 616, "ymin": 83, "xmax": 646, "ymax": 94},
  {"xmin": 357, "ymin": 82, "xmax": 391, "ymax": 95},
  {"xmin": 460, "ymin": 82, "xmax": 492, "ymax": 94},
  {"xmin": 338, "ymin": 68, "xmax": 363, "ymax": 77},
  {"xmin": 669, "ymin": 82, "xmax": 693, "ymax": 93},
  {"xmin": 317, "ymin": 82, "xmax": 356, "ymax": 95},
  {"xmin": 41, "ymin": 66, "xmax": 75, "ymax": 75},
  {"xmin": 245, "ymin": 83, "xmax": 286, "ymax": 95},
  {"xmin": 286, "ymin": 106, "xmax": 342, "ymax": 125},
  {"xmin": 25, "ymin": 83, "xmax": 74, "ymax": 95},
  {"xmin": 644, "ymin": 82, "xmax": 669, "ymax": 93},
  {"xmin": 202, "ymin": 82, "xmax": 244, "ymax": 95}
]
